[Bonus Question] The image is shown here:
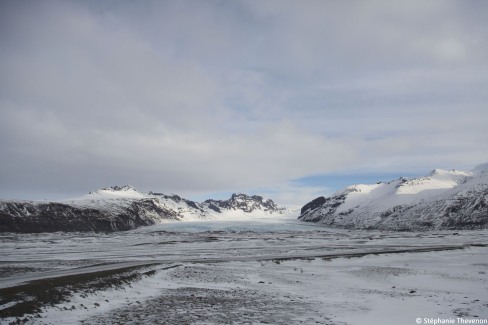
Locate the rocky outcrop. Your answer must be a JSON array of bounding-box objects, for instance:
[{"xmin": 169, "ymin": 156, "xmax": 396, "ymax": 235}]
[
  {"xmin": 300, "ymin": 196, "xmax": 326, "ymax": 215},
  {"xmin": 204, "ymin": 193, "xmax": 283, "ymax": 213}
]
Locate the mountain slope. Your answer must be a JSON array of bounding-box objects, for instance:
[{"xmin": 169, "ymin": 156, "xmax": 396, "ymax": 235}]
[
  {"xmin": 299, "ymin": 164, "xmax": 488, "ymax": 231},
  {"xmin": 204, "ymin": 193, "xmax": 284, "ymax": 214},
  {"xmin": 0, "ymin": 186, "xmax": 288, "ymax": 233}
]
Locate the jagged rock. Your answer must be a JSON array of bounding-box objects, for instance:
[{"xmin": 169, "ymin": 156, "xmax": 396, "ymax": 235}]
[{"xmin": 203, "ymin": 193, "xmax": 283, "ymax": 213}]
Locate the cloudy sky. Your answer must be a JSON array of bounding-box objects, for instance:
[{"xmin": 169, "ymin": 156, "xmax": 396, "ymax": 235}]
[{"xmin": 1, "ymin": 0, "xmax": 487, "ymax": 205}]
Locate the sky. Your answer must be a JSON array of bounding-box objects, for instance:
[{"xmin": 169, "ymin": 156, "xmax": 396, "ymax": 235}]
[{"xmin": 1, "ymin": 0, "xmax": 488, "ymax": 206}]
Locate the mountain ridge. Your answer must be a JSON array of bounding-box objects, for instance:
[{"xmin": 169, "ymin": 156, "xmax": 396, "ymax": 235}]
[
  {"xmin": 0, "ymin": 187, "xmax": 288, "ymax": 233},
  {"xmin": 299, "ymin": 164, "xmax": 488, "ymax": 231}
]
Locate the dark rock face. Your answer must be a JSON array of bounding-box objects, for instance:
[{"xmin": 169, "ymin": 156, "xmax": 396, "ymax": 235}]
[
  {"xmin": 0, "ymin": 199, "xmax": 179, "ymax": 233},
  {"xmin": 298, "ymin": 194, "xmax": 347, "ymax": 223},
  {"xmin": 206, "ymin": 203, "xmax": 222, "ymax": 213},
  {"xmin": 300, "ymin": 196, "xmax": 326, "ymax": 215}
]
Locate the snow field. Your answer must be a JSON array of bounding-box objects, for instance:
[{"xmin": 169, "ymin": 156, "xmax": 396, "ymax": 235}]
[
  {"xmin": 1, "ymin": 222, "xmax": 487, "ymax": 324},
  {"xmin": 14, "ymin": 247, "xmax": 487, "ymax": 325}
]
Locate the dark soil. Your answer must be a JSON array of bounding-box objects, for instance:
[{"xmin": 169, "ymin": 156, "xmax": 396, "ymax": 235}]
[{"xmin": 0, "ymin": 264, "xmax": 154, "ymax": 321}]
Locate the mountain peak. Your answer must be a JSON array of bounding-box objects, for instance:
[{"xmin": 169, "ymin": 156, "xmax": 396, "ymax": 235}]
[
  {"xmin": 88, "ymin": 185, "xmax": 144, "ymax": 198},
  {"xmin": 426, "ymin": 168, "xmax": 466, "ymax": 177},
  {"xmin": 204, "ymin": 193, "xmax": 281, "ymax": 213},
  {"xmin": 231, "ymin": 193, "xmax": 264, "ymax": 201},
  {"xmin": 426, "ymin": 169, "xmax": 442, "ymax": 177},
  {"xmin": 102, "ymin": 185, "xmax": 138, "ymax": 192}
]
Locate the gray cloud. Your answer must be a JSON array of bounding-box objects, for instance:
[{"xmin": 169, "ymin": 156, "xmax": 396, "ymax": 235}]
[{"xmin": 1, "ymin": 0, "xmax": 487, "ymax": 203}]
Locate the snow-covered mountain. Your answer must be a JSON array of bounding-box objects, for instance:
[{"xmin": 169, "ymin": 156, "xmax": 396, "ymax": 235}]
[
  {"xmin": 204, "ymin": 193, "xmax": 282, "ymax": 213},
  {"xmin": 299, "ymin": 164, "xmax": 488, "ymax": 231},
  {"xmin": 0, "ymin": 186, "xmax": 288, "ymax": 233}
]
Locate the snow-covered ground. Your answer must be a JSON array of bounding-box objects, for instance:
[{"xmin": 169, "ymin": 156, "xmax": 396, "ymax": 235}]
[{"xmin": 1, "ymin": 215, "xmax": 487, "ymax": 324}]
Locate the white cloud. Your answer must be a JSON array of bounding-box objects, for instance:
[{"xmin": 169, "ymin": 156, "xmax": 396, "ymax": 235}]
[
  {"xmin": 256, "ymin": 183, "xmax": 332, "ymax": 208},
  {"xmin": 1, "ymin": 0, "xmax": 488, "ymax": 203}
]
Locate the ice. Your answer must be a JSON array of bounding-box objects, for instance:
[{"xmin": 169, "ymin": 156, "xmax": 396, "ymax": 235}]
[
  {"xmin": 135, "ymin": 213, "xmax": 310, "ymax": 233},
  {"xmin": 1, "ymin": 216, "xmax": 487, "ymax": 324}
]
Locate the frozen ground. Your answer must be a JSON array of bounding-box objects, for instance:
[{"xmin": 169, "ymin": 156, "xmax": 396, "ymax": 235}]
[{"xmin": 0, "ymin": 215, "xmax": 487, "ymax": 324}]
